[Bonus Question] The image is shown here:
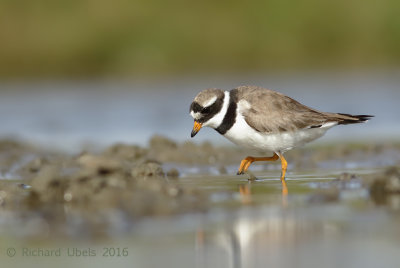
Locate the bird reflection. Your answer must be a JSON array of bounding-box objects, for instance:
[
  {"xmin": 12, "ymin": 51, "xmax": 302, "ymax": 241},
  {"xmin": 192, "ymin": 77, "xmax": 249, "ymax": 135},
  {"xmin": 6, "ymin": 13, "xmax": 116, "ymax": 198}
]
[
  {"xmin": 238, "ymin": 181, "xmax": 288, "ymax": 207},
  {"xmin": 195, "ymin": 209, "xmax": 335, "ymax": 268},
  {"xmin": 194, "ymin": 181, "xmax": 342, "ymax": 268}
]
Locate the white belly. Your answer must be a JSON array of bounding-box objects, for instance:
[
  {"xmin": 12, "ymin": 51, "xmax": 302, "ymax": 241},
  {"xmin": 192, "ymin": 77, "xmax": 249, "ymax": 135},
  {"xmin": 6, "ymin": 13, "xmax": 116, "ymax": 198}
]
[{"xmin": 224, "ymin": 113, "xmax": 333, "ymax": 153}]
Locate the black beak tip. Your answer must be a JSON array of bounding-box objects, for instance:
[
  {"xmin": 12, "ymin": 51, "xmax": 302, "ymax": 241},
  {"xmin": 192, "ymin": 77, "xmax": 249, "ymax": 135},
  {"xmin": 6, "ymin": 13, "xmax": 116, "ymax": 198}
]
[{"xmin": 190, "ymin": 131, "xmax": 197, "ymax": 138}]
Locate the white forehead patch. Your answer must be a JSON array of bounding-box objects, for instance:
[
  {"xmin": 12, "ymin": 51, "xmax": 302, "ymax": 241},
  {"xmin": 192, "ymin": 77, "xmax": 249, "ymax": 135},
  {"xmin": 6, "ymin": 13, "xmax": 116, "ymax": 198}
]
[
  {"xmin": 203, "ymin": 96, "xmax": 217, "ymax": 107},
  {"xmin": 190, "ymin": 111, "xmax": 202, "ymax": 120}
]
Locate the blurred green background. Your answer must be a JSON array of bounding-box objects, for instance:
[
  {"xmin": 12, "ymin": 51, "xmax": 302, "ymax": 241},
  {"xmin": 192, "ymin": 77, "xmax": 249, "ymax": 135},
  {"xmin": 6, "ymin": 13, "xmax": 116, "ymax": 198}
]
[{"xmin": 1, "ymin": 0, "xmax": 399, "ymax": 78}]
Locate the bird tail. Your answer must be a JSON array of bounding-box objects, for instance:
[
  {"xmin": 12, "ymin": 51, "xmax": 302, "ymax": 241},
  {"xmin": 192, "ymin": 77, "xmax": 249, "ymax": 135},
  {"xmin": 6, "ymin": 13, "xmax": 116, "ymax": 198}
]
[{"xmin": 334, "ymin": 113, "xmax": 374, "ymax": 125}]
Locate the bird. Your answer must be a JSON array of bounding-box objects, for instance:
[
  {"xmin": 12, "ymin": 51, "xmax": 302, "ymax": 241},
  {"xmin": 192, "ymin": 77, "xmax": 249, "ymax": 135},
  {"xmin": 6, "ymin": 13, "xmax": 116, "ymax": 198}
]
[{"xmin": 189, "ymin": 85, "xmax": 373, "ymax": 194}]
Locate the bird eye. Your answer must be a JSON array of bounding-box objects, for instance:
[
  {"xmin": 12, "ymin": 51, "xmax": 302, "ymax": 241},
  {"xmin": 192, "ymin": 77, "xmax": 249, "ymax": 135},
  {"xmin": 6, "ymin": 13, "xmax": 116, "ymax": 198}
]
[{"xmin": 202, "ymin": 107, "xmax": 211, "ymax": 113}]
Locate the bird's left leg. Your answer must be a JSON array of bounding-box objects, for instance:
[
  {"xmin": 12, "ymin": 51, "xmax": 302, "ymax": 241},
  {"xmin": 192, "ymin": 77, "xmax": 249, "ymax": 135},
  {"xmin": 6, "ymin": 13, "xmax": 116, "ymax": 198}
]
[
  {"xmin": 277, "ymin": 152, "xmax": 288, "ymax": 195},
  {"xmin": 237, "ymin": 153, "xmax": 279, "ymax": 175}
]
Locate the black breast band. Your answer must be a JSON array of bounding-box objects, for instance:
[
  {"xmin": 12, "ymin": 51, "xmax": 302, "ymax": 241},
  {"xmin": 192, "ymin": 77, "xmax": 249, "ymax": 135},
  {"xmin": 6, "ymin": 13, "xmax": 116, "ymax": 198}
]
[{"xmin": 216, "ymin": 89, "xmax": 238, "ymax": 135}]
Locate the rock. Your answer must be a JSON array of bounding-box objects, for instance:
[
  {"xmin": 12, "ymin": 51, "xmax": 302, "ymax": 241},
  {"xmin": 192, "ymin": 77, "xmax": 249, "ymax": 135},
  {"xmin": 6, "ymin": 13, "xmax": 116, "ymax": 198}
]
[
  {"xmin": 131, "ymin": 162, "xmax": 165, "ymax": 179},
  {"xmin": 26, "ymin": 157, "xmax": 49, "ymax": 173},
  {"xmin": 384, "ymin": 167, "xmax": 400, "ymax": 192},
  {"xmin": 166, "ymin": 168, "xmax": 180, "ymax": 179},
  {"xmin": 336, "ymin": 172, "xmax": 357, "ymax": 181},
  {"xmin": 104, "ymin": 143, "xmax": 147, "ymax": 161},
  {"xmin": 0, "ymin": 181, "xmax": 28, "ymax": 208},
  {"xmin": 218, "ymin": 166, "xmax": 227, "ymax": 175},
  {"xmin": 29, "ymin": 165, "xmax": 67, "ymax": 203},
  {"xmin": 77, "ymin": 154, "xmax": 123, "ymax": 175},
  {"xmin": 370, "ymin": 167, "xmax": 400, "ymax": 206}
]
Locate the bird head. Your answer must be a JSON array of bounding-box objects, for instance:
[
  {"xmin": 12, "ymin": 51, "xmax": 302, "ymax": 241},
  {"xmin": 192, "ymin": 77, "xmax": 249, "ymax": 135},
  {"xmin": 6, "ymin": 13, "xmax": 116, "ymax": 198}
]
[{"xmin": 189, "ymin": 88, "xmax": 225, "ymax": 137}]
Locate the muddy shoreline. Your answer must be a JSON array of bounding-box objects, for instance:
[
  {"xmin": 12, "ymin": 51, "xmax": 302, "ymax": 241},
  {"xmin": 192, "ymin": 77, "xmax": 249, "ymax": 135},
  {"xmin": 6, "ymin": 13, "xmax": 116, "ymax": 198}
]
[{"xmin": 0, "ymin": 136, "xmax": 399, "ymax": 239}]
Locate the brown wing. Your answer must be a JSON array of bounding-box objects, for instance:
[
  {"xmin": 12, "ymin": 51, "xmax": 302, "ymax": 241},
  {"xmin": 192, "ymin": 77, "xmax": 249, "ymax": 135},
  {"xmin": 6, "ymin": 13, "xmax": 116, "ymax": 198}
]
[{"xmin": 236, "ymin": 86, "xmax": 331, "ymax": 133}]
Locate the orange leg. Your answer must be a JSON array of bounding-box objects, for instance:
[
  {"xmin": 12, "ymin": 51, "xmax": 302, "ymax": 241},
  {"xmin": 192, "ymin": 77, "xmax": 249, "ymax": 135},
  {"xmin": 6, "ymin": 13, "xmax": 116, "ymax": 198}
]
[
  {"xmin": 277, "ymin": 152, "xmax": 288, "ymax": 196},
  {"xmin": 237, "ymin": 152, "xmax": 289, "ymax": 196},
  {"xmin": 237, "ymin": 153, "xmax": 279, "ymax": 175}
]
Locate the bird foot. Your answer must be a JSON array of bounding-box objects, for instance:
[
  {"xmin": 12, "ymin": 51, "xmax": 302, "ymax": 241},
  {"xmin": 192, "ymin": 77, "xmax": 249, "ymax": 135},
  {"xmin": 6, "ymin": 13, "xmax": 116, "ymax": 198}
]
[
  {"xmin": 237, "ymin": 170, "xmax": 257, "ymax": 180},
  {"xmin": 247, "ymin": 171, "xmax": 257, "ymax": 181}
]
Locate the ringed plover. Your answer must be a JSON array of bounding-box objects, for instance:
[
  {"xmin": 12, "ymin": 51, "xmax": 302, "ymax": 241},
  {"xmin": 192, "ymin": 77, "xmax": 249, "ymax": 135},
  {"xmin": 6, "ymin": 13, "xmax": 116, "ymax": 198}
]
[{"xmin": 189, "ymin": 85, "xmax": 373, "ymax": 193}]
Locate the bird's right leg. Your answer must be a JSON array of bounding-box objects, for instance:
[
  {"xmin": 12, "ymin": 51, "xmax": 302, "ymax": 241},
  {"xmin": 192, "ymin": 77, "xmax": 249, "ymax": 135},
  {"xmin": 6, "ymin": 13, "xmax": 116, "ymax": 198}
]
[{"xmin": 237, "ymin": 153, "xmax": 279, "ymax": 175}]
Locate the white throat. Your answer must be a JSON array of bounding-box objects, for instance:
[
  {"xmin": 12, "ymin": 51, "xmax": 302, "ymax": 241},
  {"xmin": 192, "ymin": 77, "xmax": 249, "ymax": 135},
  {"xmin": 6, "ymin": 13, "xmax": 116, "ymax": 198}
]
[{"xmin": 203, "ymin": 91, "xmax": 230, "ymax": 128}]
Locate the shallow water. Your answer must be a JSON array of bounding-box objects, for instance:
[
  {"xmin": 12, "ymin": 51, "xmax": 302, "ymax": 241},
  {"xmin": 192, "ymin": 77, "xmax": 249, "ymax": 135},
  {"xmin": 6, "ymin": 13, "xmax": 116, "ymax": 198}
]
[
  {"xmin": 108, "ymin": 169, "xmax": 400, "ymax": 268},
  {"xmin": 2, "ymin": 165, "xmax": 400, "ymax": 268}
]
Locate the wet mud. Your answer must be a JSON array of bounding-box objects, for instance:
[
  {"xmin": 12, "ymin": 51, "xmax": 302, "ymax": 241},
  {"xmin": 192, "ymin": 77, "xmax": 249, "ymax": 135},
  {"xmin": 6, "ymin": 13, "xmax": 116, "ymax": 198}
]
[{"xmin": 0, "ymin": 137, "xmax": 399, "ymax": 239}]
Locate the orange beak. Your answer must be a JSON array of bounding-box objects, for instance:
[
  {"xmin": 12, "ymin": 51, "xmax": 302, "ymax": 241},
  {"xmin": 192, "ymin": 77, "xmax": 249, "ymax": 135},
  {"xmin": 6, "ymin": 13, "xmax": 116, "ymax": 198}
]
[{"xmin": 191, "ymin": 121, "xmax": 202, "ymax": 137}]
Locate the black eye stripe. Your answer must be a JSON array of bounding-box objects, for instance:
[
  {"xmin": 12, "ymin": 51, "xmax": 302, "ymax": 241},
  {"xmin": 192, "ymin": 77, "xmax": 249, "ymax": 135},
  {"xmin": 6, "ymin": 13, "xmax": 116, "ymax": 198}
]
[
  {"xmin": 190, "ymin": 96, "xmax": 225, "ymax": 123},
  {"xmin": 190, "ymin": 102, "xmax": 203, "ymax": 113},
  {"xmin": 203, "ymin": 101, "xmax": 219, "ymax": 114},
  {"xmin": 198, "ymin": 97, "xmax": 224, "ymax": 123},
  {"xmin": 190, "ymin": 99, "xmax": 219, "ymax": 114},
  {"xmin": 202, "ymin": 106, "xmax": 211, "ymax": 113}
]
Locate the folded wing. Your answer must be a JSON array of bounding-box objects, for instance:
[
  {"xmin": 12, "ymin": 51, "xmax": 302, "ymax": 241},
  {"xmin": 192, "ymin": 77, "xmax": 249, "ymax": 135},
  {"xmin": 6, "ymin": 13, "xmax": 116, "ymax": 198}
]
[{"xmin": 235, "ymin": 86, "xmax": 370, "ymax": 133}]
